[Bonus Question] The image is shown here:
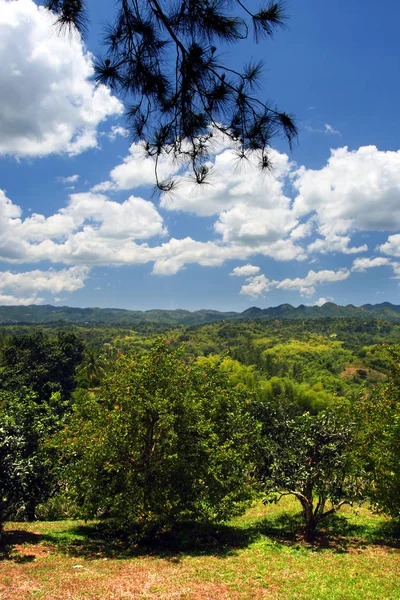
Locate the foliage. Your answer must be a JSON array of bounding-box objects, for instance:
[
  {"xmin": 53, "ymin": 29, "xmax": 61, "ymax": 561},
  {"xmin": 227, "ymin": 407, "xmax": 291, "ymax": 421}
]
[
  {"xmin": 0, "ymin": 331, "xmax": 85, "ymax": 402},
  {"xmin": 257, "ymin": 404, "xmax": 362, "ymax": 541},
  {"xmin": 0, "ymin": 413, "xmax": 27, "ymax": 539},
  {"xmin": 0, "ymin": 387, "xmax": 73, "ymax": 525},
  {"xmin": 77, "ymin": 348, "xmax": 108, "ymax": 388},
  {"xmin": 0, "ymin": 332, "xmax": 85, "ymax": 522},
  {"xmin": 43, "ymin": 0, "xmax": 296, "ymax": 188},
  {"xmin": 356, "ymin": 345, "xmax": 400, "ymax": 517},
  {"xmin": 56, "ymin": 340, "xmax": 259, "ymax": 529}
]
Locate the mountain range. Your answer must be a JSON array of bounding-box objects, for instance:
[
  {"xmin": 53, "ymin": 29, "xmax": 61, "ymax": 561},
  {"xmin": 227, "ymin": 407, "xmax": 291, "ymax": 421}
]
[{"xmin": 0, "ymin": 302, "xmax": 400, "ymax": 325}]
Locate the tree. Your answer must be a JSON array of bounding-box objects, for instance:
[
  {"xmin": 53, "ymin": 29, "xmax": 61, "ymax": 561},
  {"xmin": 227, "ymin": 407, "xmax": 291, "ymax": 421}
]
[
  {"xmin": 0, "ymin": 331, "xmax": 85, "ymax": 521},
  {"xmin": 0, "ymin": 415, "xmax": 28, "ymax": 540},
  {"xmin": 43, "ymin": 0, "xmax": 296, "ymax": 188},
  {"xmin": 0, "ymin": 331, "xmax": 85, "ymax": 403},
  {"xmin": 356, "ymin": 345, "xmax": 400, "ymax": 517},
  {"xmin": 56, "ymin": 340, "xmax": 259, "ymax": 530},
  {"xmin": 0, "ymin": 390, "xmax": 58, "ymax": 524},
  {"xmin": 77, "ymin": 348, "xmax": 107, "ymax": 388},
  {"xmin": 257, "ymin": 405, "xmax": 361, "ymax": 541}
]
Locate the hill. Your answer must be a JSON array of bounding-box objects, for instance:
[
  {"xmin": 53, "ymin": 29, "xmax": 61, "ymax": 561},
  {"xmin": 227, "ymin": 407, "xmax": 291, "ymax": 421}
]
[{"xmin": 1, "ymin": 301, "xmax": 400, "ymax": 325}]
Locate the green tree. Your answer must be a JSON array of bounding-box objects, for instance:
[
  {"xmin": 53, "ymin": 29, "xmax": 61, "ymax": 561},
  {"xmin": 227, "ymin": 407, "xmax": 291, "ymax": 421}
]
[
  {"xmin": 0, "ymin": 416, "xmax": 26, "ymax": 539},
  {"xmin": 57, "ymin": 340, "xmax": 259, "ymax": 530},
  {"xmin": 0, "ymin": 331, "xmax": 85, "ymax": 521},
  {"xmin": 356, "ymin": 345, "xmax": 400, "ymax": 517},
  {"xmin": 43, "ymin": 0, "xmax": 296, "ymax": 188},
  {"xmin": 77, "ymin": 349, "xmax": 107, "ymax": 388},
  {"xmin": 258, "ymin": 406, "xmax": 361, "ymax": 541},
  {"xmin": 0, "ymin": 331, "xmax": 85, "ymax": 403}
]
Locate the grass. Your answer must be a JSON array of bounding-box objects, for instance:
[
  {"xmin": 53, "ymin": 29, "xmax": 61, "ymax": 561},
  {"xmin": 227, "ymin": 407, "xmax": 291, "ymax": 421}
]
[{"xmin": 1, "ymin": 498, "xmax": 400, "ymax": 599}]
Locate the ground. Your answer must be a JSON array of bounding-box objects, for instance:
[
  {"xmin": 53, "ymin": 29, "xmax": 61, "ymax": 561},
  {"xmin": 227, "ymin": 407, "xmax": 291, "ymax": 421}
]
[{"xmin": 1, "ymin": 499, "xmax": 400, "ymax": 600}]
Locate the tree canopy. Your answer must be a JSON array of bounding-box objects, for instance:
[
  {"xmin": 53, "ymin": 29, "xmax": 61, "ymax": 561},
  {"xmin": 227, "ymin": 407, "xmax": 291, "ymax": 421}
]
[
  {"xmin": 56, "ymin": 340, "xmax": 259, "ymax": 529},
  {"xmin": 43, "ymin": 0, "xmax": 297, "ymax": 188}
]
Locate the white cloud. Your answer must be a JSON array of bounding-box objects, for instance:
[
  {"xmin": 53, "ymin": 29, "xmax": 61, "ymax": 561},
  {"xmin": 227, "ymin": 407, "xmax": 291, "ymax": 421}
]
[
  {"xmin": 238, "ymin": 268, "xmax": 350, "ymax": 300},
  {"xmin": 94, "ymin": 142, "xmax": 400, "ymax": 263},
  {"xmin": 161, "ymin": 148, "xmax": 294, "ymax": 217},
  {"xmin": 150, "ymin": 238, "xmax": 246, "ymax": 275},
  {"xmin": 0, "ymin": 266, "xmax": 90, "ymax": 304},
  {"xmin": 240, "ymin": 275, "xmax": 275, "ymax": 299},
  {"xmin": 107, "ymin": 125, "xmax": 129, "ymax": 141},
  {"xmin": 304, "ymin": 123, "xmax": 341, "ymax": 135},
  {"xmin": 290, "ymin": 220, "xmax": 314, "ymax": 241},
  {"xmin": 315, "ymin": 297, "xmax": 330, "ymax": 306},
  {"xmin": 324, "ymin": 124, "xmax": 341, "ymax": 136},
  {"xmin": 293, "ymin": 146, "xmax": 400, "ymax": 234},
  {"xmin": 391, "ymin": 263, "xmax": 400, "ymax": 279},
  {"xmin": 308, "ymin": 234, "xmax": 368, "ymax": 255},
  {"xmin": 92, "ymin": 143, "xmax": 178, "ymax": 192},
  {"xmin": 0, "ymin": 294, "xmax": 44, "ymax": 306},
  {"xmin": 352, "ymin": 257, "xmax": 392, "ymax": 271},
  {"xmin": 0, "ymin": 191, "xmax": 167, "ymax": 259},
  {"xmin": 215, "ymin": 203, "xmax": 298, "ymax": 245},
  {"xmin": 275, "ymin": 269, "xmax": 350, "ymax": 297},
  {"xmin": 0, "ymin": 0, "xmax": 122, "ymax": 157},
  {"xmin": 379, "ymin": 234, "xmax": 400, "ymax": 257},
  {"xmin": 230, "ymin": 264, "xmax": 261, "ymax": 277},
  {"xmin": 57, "ymin": 175, "xmax": 79, "ymax": 184}
]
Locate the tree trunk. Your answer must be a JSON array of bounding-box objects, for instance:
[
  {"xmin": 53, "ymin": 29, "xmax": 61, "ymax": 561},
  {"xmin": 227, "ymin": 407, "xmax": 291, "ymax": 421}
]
[
  {"xmin": 25, "ymin": 501, "xmax": 36, "ymax": 522},
  {"xmin": 303, "ymin": 502, "xmax": 317, "ymax": 542}
]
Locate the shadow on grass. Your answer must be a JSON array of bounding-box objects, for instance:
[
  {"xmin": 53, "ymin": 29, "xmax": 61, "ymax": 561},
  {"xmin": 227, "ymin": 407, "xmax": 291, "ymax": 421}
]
[
  {"xmin": 2, "ymin": 512, "xmax": 400, "ymax": 561},
  {"xmin": 0, "ymin": 529, "xmax": 42, "ymax": 563}
]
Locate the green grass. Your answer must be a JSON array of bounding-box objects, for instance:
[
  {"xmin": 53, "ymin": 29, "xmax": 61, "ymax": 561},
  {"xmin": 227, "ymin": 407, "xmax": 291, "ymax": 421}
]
[{"xmin": 1, "ymin": 498, "xmax": 400, "ymax": 599}]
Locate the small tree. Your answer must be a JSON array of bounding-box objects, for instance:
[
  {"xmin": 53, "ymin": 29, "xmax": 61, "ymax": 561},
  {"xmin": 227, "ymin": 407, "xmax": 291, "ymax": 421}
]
[
  {"xmin": 259, "ymin": 407, "xmax": 361, "ymax": 541},
  {"xmin": 57, "ymin": 340, "xmax": 259, "ymax": 529}
]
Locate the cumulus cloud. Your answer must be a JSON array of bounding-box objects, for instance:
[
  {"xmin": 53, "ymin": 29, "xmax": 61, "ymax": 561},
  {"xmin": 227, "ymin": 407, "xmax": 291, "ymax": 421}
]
[
  {"xmin": 0, "ymin": 266, "xmax": 90, "ymax": 304},
  {"xmin": 161, "ymin": 148, "xmax": 294, "ymax": 217},
  {"xmin": 293, "ymin": 146, "xmax": 400, "ymax": 234},
  {"xmin": 240, "ymin": 275, "xmax": 275, "ymax": 299},
  {"xmin": 379, "ymin": 234, "xmax": 400, "ymax": 257},
  {"xmin": 307, "ymin": 234, "xmax": 367, "ymax": 255},
  {"xmin": 352, "ymin": 257, "xmax": 392, "ymax": 271},
  {"xmin": 91, "ymin": 143, "xmax": 178, "ymax": 192},
  {"xmin": 94, "ymin": 142, "xmax": 400, "ymax": 263},
  {"xmin": 290, "ymin": 220, "xmax": 314, "ymax": 241},
  {"xmin": 215, "ymin": 203, "xmax": 298, "ymax": 245},
  {"xmin": 0, "ymin": 0, "xmax": 122, "ymax": 157},
  {"xmin": 230, "ymin": 264, "xmax": 261, "ymax": 277},
  {"xmin": 239, "ymin": 268, "xmax": 349, "ymax": 299},
  {"xmin": 0, "ymin": 294, "xmax": 44, "ymax": 306},
  {"xmin": 0, "ymin": 185, "xmax": 308, "ymax": 277},
  {"xmin": 0, "ymin": 190, "xmax": 167, "ymax": 263},
  {"xmin": 3, "ymin": 134, "xmax": 400, "ymax": 302},
  {"xmin": 275, "ymin": 269, "xmax": 350, "ymax": 297}
]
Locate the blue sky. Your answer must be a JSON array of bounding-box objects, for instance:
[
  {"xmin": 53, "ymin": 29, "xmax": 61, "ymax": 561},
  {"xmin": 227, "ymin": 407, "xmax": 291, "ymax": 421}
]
[{"xmin": 0, "ymin": 0, "xmax": 400, "ymax": 310}]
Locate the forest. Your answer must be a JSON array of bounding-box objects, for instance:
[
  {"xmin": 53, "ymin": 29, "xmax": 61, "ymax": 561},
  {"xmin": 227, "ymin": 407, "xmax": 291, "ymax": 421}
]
[{"xmin": 1, "ymin": 316, "xmax": 400, "ymax": 598}]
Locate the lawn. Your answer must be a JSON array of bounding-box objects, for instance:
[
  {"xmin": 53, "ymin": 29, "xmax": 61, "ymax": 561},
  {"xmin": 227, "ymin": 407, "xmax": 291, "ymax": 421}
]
[{"xmin": 1, "ymin": 498, "xmax": 399, "ymax": 600}]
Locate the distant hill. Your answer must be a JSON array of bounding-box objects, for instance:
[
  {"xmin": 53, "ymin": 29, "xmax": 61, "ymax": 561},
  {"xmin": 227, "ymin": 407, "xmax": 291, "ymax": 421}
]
[{"xmin": 1, "ymin": 302, "xmax": 400, "ymax": 325}]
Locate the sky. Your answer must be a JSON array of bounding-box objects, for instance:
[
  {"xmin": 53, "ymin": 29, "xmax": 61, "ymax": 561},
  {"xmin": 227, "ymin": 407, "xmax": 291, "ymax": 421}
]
[{"xmin": 1, "ymin": 0, "xmax": 400, "ymax": 311}]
